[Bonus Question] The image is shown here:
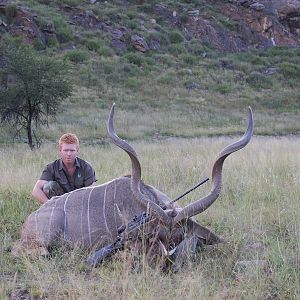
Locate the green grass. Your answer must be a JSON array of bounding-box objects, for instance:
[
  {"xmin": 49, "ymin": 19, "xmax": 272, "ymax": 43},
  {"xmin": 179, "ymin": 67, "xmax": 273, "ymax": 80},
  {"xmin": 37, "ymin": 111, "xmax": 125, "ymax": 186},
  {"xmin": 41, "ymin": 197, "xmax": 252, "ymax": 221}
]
[
  {"xmin": 0, "ymin": 1, "xmax": 295, "ymax": 146},
  {"xmin": 0, "ymin": 136, "xmax": 299, "ymax": 299},
  {"xmin": 1, "ymin": 1, "xmax": 299, "ymax": 298}
]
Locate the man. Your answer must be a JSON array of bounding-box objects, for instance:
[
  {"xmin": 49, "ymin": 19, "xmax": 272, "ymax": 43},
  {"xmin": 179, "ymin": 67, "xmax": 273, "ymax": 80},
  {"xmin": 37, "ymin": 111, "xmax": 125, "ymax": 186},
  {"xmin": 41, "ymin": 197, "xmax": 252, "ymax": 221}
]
[{"xmin": 32, "ymin": 133, "xmax": 97, "ymax": 204}]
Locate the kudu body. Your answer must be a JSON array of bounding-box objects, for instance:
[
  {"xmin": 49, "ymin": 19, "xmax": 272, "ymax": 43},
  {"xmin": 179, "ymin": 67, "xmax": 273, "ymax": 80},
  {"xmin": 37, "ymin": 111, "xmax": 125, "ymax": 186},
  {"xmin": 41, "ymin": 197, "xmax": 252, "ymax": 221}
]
[{"xmin": 13, "ymin": 105, "xmax": 254, "ymax": 269}]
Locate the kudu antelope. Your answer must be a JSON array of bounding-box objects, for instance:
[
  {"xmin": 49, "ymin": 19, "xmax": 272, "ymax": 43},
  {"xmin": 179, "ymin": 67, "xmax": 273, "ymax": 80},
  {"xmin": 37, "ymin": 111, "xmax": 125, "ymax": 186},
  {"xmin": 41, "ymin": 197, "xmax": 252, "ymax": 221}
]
[{"xmin": 13, "ymin": 104, "xmax": 254, "ymax": 270}]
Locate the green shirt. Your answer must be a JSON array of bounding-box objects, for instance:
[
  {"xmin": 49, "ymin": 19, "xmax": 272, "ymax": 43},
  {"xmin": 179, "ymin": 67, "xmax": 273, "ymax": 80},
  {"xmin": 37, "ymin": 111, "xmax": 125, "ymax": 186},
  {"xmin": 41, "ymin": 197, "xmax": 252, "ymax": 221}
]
[{"xmin": 40, "ymin": 157, "xmax": 96, "ymax": 193}]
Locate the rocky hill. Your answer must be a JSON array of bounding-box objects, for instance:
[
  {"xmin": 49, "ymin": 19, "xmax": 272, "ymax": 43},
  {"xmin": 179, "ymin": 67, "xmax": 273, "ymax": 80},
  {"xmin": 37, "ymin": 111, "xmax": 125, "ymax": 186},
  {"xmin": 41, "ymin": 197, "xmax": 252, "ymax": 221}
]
[{"xmin": 0, "ymin": 0, "xmax": 299, "ymax": 54}]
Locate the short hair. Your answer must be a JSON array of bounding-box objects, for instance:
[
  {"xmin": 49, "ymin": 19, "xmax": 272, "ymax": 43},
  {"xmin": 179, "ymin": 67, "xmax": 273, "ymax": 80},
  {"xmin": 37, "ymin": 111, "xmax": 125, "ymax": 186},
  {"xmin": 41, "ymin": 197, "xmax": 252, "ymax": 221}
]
[{"xmin": 58, "ymin": 133, "xmax": 79, "ymax": 149}]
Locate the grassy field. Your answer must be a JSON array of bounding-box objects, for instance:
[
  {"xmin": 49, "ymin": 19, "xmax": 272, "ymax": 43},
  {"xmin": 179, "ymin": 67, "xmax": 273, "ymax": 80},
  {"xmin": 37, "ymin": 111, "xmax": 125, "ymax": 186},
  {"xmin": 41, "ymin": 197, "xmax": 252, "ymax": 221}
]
[
  {"xmin": 0, "ymin": 2, "xmax": 299, "ymax": 299},
  {"xmin": 0, "ymin": 135, "xmax": 299, "ymax": 299}
]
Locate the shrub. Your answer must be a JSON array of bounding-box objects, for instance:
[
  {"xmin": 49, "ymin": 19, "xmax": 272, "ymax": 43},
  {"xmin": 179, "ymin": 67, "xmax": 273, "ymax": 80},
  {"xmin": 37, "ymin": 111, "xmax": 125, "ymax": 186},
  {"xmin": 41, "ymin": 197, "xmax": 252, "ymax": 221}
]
[
  {"xmin": 122, "ymin": 63, "xmax": 141, "ymax": 77},
  {"xmin": 168, "ymin": 44, "xmax": 187, "ymax": 56},
  {"xmin": 138, "ymin": 4, "xmax": 153, "ymax": 13},
  {"xmin": 5, "ymin": 4, "xmax": 17, "ymax": 25},
  {"xmin": 79, "ymin": 65, "xmax": 100, "ymax": 87},
  {"xmin": 125, "ymin": 19, "xmax": 139, "ymax": 30},
  {"xmin": 181, "ymin": 54, "xmax": 196, "ymax": 65},
  {"xmin": 146, "ymin": 31, "xmax": 169, "ymax": 47},
  {"xmin": 86, "ymin": 39, "xmax": 102, "ymax": 51},
  {"xmin": 60, "ymin": 0, "xmax": 82, "ymax": 5},
  {"xmin": 125, "ymin": 77, "xmax": 142, "ymax": 89},
  {"xmin": 102, "ymin": 63, "xmax": 115, "ymax": 74},
  {"xmin": 279, "ymin": 63, "xmax": 300, "ymax": 79},
  {"xmin": 97, "ymin": 46, "xmax": 113, "ymax": 57},
  {"xmin": 168, "ymin": 31, "xmax": 184, "ymax": 44},
  {"xmin": 64, "ymin": 50, "xmax": 88, "ymax": 63},
  {"xmin": 46, "ymin": 36, "xmax": 59, "ymax": 48},
  {"xmin": 52, "ymin": 16, "xmax": 73, "ymax": 43},
  {"xmin": 124, "ymin": 53, "xmax": 144, "ymax": 66},
  {"xmin": 212, "ymin": 83, "xmax": 232, "ymax": 94},
  {"xmin": 33, "ymin": 39, "xmax": 46, "ymax": 51},
  {"xmin": 157, "ymin": 71, "xmax": 176, "ymax": 84},
  {"xmin": 180, "ymin": 13, "xmax": 189, "ymax": 24},
  {"xmin": 246, "ymin": 72, "xmax": 273, "ymax": 89}
]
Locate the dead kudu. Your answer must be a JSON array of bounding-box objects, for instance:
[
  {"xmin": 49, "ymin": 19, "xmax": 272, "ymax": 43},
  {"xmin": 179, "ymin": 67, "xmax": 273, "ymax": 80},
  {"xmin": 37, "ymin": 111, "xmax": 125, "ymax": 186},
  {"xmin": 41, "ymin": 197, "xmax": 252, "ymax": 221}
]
[{"xmin": 13, "ymin": 105, "xmax": 254, "ymax": 270}]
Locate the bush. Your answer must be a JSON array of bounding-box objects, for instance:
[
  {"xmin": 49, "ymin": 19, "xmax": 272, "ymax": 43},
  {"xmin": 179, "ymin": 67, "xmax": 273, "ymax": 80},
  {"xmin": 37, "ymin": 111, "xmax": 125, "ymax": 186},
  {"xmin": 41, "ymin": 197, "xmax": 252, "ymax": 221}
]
[
  {"xmin": 146, "ymin": 31, "xmax": 169, "ymax": 47},
  {"xmin": 212, "ymin": 83, "xmax": 232, "ymax": 94},
  {"xmin": 124, "ymin": 53, "xmax": 144, "ymax": 66},
  {"xmin": 122, "ymin": 63, "xmax": 141, "ymax": 77},
  {"xmin": 181, "ymin": 54, "xmax": 196, "ymax": 65},
  {"xmin": 60, "ymin": 0, "xmax": 82, "ymax": 5},
  {"xmin": 124, "ymin": 19, "xmax": 139, "ymax": 30},
  {"xmin": 86, "ymin": 39, "xmax": 102, "ymax": 51},
  {"xmin": 168, "ymin": 31, "xmax": 184, "ymax": 44},
  {"xmin": 5, "ymin": 4, "xmax": 17, "ymax": 25},
  {"xmin": 125, "ymin": 77, "xmax": 142, "ymax": 89},
  {"xmin": 168, "ymin": 44, "xmax": 187, "ymax": 56},
  {"xmin": 157, "ymin": 71, "xmax": 176, "ymax": 84},
  {"xmin": 64, "ymin": 50, "xmax": 88, "ymax": 63},
  {"xmin": 52, "ymin": 16, "xmax": 73, "ymax": 43},
  {"xmin": 97, "ymin": 46, "xmax": 113, "ymax": 57},
  {"xmin": 246, "ymin": 72, "xmax": 273, "ymax": 89},
  {"xmin": 33, "ymin": 39, "xmax": 46, "ymax": 51},
  {"xmin": 46, "ymin": 36, "xmax": 59, "ymax": 48},
  {"xmin": 279, "ymin": 63, "xmax": 300, "ymax": 79},
  {"xmin": 180, "ymin": 13, "xmax": 189, "ymax": 24}
]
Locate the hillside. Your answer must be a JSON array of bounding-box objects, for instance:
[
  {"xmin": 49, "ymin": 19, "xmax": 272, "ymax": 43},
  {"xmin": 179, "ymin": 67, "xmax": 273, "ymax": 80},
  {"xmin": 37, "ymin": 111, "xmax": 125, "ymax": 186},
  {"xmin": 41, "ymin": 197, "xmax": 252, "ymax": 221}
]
[{"xmin": 0, "ymin": 0, "xmax": 300, "ymax": 144}]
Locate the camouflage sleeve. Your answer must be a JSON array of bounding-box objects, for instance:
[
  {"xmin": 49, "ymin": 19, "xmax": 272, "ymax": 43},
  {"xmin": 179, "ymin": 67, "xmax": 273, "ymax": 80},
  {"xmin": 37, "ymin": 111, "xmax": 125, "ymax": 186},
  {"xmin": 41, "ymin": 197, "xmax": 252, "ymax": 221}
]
[
  {"xmin": 40, "ymin": 163, "xmax": 54, "ymax": 181},
  {"xmin": 83, "ymin": 162, "xmax": 97, "ymax": 186}
]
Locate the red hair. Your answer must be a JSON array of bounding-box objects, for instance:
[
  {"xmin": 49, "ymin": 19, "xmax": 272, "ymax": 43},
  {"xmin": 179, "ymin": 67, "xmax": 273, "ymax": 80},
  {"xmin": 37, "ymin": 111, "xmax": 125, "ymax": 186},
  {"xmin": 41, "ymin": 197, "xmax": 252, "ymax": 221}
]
[{"xmin": 58, "ymin": 133, "xmax": 79, "ymax": 149}]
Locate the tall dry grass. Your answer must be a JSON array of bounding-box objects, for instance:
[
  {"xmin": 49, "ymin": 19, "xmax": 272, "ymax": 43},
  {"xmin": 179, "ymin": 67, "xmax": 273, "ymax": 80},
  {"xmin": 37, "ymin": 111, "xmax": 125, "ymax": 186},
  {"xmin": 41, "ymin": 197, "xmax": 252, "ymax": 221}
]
[{"xmin": 0, "ymin": 136, "xmax": 299, "ymax": 299}]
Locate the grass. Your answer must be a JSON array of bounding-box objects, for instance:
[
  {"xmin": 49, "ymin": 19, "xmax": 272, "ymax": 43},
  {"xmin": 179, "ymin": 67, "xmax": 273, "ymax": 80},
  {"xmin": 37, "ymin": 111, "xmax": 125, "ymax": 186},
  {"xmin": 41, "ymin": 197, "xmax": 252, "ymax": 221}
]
[
  {"xmin": 0, "ymin": 136, "xmax": 299, "ymax": 299},
  {"xmin": 0, "ymin": 2, "xmax": 299, "ymax": 146},
  {"xmin": 1, "ymin": 1, "xmax": 299, "ymax": 298}
]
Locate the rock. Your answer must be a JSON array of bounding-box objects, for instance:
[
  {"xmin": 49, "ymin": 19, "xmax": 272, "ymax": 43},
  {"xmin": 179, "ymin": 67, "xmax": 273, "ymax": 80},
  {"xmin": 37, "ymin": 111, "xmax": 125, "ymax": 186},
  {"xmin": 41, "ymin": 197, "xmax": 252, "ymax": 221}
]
[
  {"xmin": 131, "ymin": 34, "xmax": 149, "ymax": 52},
  {"xmin": 154, "ymin": 4, "xmax": 181, "ymax": 25},
  {"xmin": 148, "ymin": 38, "xmax": 160, "ymax": 50},
  {"xmin": 239, "ymin": 0, "xmax": 256, "ymax": 7},
  {"xmin": 111, "ymin": 38, "xmax": 127, "ymax": 53},
  {"xmin": 188, "ymin": 10, "xmax": 200, "ymax": 16},
  {"xmin": 219, "ymin": 59, "xmax": 235, "ymax": 69},
  {"xmin": 0, "ymin": 17, "xmax": 7, "ymax": 27},
  {"xmin": 265, "ymin": 67, "xmax": 280, "ymax": 75},
  {"xmin": 250, "ymin": 3, "xmax": 265, "ymax": 11},
  {"xmin": 184, "ymin": 81, "xmax": 200, "ymax": 89},
  {"xmin": 219, "ymin": 0, "xmax": 300, "ymax": 48}
]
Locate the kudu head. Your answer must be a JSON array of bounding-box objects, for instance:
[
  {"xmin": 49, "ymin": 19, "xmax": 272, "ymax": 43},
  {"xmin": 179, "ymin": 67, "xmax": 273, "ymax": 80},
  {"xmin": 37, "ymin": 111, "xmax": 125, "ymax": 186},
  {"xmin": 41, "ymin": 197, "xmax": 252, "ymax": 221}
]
[{"xmin": 107, "ymin": 104, "xmax": 254, "ymax": 228}]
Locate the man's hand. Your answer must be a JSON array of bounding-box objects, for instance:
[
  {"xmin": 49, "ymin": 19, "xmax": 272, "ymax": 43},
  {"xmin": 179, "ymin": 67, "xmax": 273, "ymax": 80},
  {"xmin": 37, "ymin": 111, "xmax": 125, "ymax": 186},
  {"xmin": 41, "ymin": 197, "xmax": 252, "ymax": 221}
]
[{"xmin": 32, "ymin": 180, "xmax": 49, "ymax": 204}]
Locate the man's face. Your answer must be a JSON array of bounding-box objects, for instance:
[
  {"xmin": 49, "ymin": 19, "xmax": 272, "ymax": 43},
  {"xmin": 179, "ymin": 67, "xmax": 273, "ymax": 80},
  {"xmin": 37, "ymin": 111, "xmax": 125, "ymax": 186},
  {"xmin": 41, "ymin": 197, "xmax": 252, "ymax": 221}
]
[{"xmin": 59, "ymin": 143, "xmax": 78, "ymax": 165}]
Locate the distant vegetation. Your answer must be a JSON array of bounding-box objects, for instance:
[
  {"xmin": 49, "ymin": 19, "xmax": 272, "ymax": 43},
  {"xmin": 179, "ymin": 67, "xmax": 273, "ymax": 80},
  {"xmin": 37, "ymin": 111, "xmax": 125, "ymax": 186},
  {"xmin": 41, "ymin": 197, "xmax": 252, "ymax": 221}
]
[
  {"xmin": 0, "ymin": 0, "xmax": 299, "ymax": 144},
  {"xmin": 0, "ymin": 37, "xmax": 72, "ymax": 149}
]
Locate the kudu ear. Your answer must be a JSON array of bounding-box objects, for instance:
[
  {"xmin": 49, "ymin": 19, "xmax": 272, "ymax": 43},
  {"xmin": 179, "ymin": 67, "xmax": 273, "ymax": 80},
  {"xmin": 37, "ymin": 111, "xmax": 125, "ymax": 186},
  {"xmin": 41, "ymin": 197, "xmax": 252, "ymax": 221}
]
[{"xmin": 173, "ymin": 107, "xmax": 254, "ymax": 224}]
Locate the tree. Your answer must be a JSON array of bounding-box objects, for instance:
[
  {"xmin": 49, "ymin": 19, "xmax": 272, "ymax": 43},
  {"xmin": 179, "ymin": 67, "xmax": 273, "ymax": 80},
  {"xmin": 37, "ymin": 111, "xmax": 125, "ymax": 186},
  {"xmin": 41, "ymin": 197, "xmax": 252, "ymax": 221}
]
[{"xmin": 0, "ymin": 38, "xmax": 72, "ymax": 149}]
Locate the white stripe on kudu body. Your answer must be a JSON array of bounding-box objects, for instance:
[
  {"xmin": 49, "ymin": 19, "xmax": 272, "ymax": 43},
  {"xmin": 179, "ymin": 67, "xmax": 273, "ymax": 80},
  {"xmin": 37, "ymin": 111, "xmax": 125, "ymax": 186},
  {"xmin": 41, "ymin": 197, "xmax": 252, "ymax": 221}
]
[
  {"xmin": 87, "ymin": 188, "xmax": 94, "ymax": 247},
  {"xmin": 63, "ymin": 193, "xmax": 72, "ymax": 239},
  {"xmin": 48, "ymin": 197, "xmax": 59, "ymax": 238},
  {"xmin": 103, "ymin": 183, "xmax": 110, "ymax": 237}
]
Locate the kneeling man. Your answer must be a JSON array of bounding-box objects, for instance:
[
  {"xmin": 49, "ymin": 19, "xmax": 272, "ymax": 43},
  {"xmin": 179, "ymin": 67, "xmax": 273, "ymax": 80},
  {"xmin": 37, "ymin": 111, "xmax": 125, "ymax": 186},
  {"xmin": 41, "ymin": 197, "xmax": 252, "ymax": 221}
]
[{"xmin": 32, "ymin": 133, "xmax": 97, "ymax": 204}]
